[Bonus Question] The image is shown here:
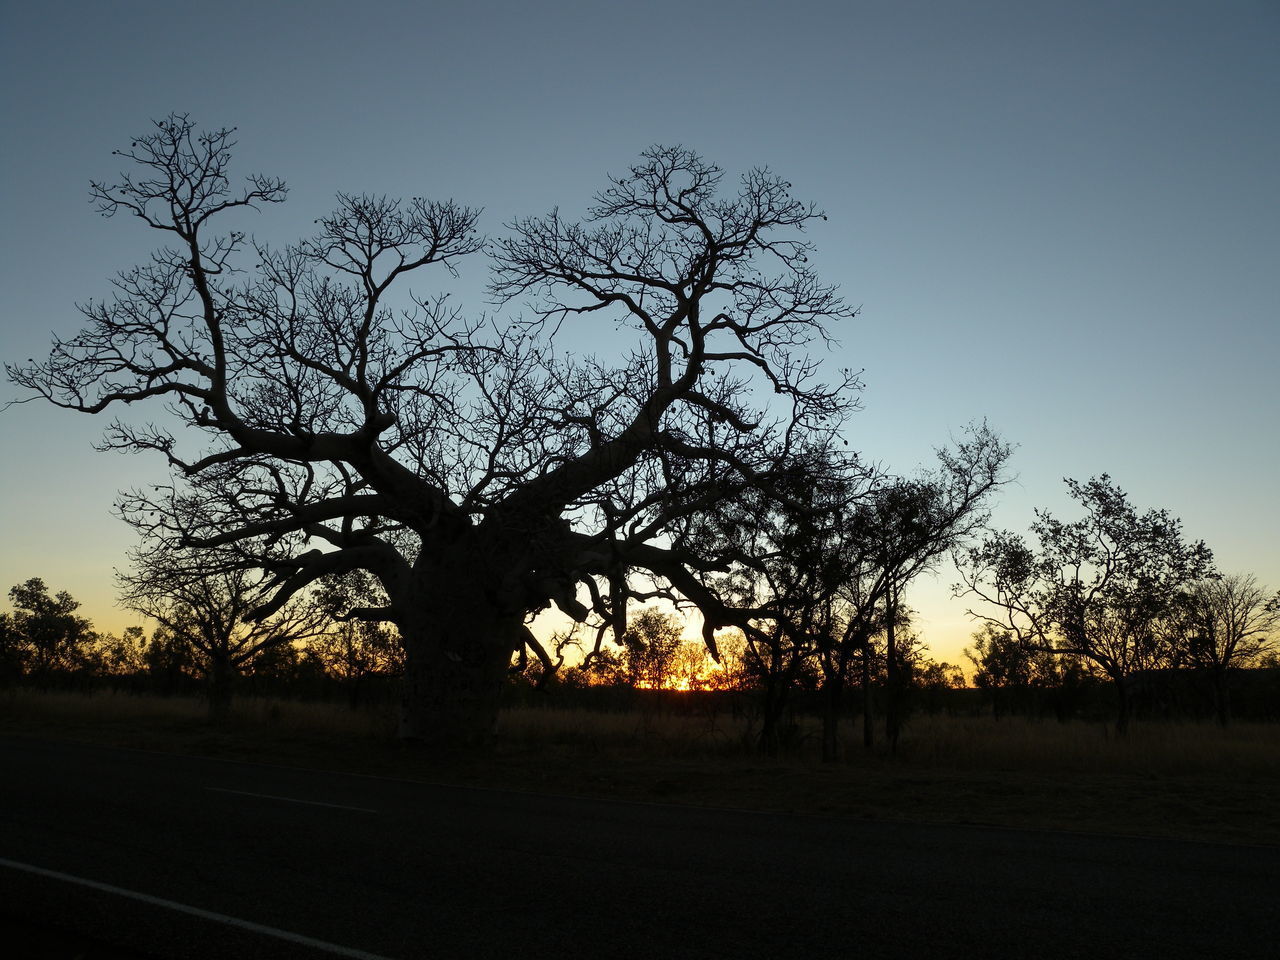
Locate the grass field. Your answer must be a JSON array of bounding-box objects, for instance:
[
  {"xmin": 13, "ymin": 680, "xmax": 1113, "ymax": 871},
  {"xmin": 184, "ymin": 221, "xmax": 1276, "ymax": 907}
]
[{"xmin": 3, "ymin": 689, "xmax": 1277, "ymax": 847}]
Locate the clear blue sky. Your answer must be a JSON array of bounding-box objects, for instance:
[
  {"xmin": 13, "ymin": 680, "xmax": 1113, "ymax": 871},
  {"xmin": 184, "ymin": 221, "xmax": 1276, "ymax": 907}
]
[{"xmin": 2, "ymin": 0, "xmax": 1276, "ymax": 664}]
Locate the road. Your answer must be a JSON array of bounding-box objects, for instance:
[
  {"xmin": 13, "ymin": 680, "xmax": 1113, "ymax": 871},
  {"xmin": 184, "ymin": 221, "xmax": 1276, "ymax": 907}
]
[{"xmin": 1, "ymin": 735, "xmax": 1276, "ymax": 959}]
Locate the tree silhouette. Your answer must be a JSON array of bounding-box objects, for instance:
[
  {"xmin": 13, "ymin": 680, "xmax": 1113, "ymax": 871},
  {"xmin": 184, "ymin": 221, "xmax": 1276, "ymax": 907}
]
[
  {"xmin": 0, "ymin": 579, "xmax": 96, "ymax": 685},
  {"xmin": 699, "ymin": 424, "xmax": 1008, "ymax": 758},
  {"xmin": 960, "ymin": 476, "xmax": 1213, "ymax": 733},
  {"xmin": 140, "ymin": 624, "xmax": 199, "ymax": 695},
  {"xmin": 93, "ymin": 625, "xmax": 149, "ymax": 679},
  {"xmin": 309, "ymin": 571, "xmax": 404, "ymax": 708},
  {"xmin": 830, "ymin": 431, "xmax": 1008, "ymax": 758},
  {"xmin": 700, "ymin": 455, "xmax": 851, "ymax": 752},
  {"xmin": 618, "ymin": 609, "xmax": 685, "ymax": 689},
  {"xmin": 8, "ymin": 116, "xmax": 859, "ymax": 745},
  {"xmin": 965, "ymin": 623, "xmax": 1067, "ymax": 718},
  {"xmin": 117, "ymin": 546, "xmax": 325, "ymax": 720},
  {"xmin": 1178, "ymin": 574, "xmax": 1278, "ymax": 724}
]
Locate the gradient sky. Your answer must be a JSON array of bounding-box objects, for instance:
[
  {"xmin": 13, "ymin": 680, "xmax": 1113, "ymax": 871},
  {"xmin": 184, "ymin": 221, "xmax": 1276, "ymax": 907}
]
[{"xmin": 2, "ymin": 0, "xmax": 1276, "ymax": 666}]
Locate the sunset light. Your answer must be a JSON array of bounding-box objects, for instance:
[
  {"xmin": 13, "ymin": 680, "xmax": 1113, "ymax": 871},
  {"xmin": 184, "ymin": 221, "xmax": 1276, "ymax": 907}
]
[{"xmin": 2, "ymin": 2, "xmax": 1277, "ymax": 957}]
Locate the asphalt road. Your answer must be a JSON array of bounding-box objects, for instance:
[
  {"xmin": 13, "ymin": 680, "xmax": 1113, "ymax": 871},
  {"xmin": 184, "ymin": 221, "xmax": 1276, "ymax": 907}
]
[{"xmin": 1, "ymin": 735, "xmax": 1276, "ymax": 959}]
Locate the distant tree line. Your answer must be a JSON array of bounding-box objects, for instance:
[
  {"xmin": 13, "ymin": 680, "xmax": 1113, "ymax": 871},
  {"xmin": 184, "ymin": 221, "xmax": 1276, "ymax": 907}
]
[
  {"xmin": 3, "ymin": 558, "xmax": 1276, "ymax": 744},
  {"xmin": 0, "ymin": 574, "xmax": 401, "ymax": 716}
]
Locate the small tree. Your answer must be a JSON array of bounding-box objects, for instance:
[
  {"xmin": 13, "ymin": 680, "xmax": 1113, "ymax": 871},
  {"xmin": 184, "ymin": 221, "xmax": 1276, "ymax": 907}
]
[
  {"xmin": 697, "ymin": 424, "xmax": 1009, "ymax": 758},
  {"xmin": 0, "ymin": 612, "xmax": 21, "ymax": 686},
  {"xmin": 117, "ymin": 547, "xmax": 325, "ymax": 720},
  {"xmin": 907, "ymin": 653, "xmax": 966, "ymax": 715},
  {"xmin": 309, "ymin": 571, "xmax": 403, "ymax": 708},
  {"xmin": 820, "ymin": 427, "xmax": 1010, "ymax": 758},
  {"xmin": 619, "ymin": 609, "xmax": 685, "ymax": 689},
  {"xmin": 961, "ymin": 475, "xmax": 1213, "ymax": 734},
  {"xmin": 700, "ymin": 456, "xmax": 845, "ymax": 752},
  {"xmin": 1179, "ymin": 574, "xmax": 1279, "ymax": 724},
  {"xmin": 142, "ymin": 625, "xmax": 199, "ymax": 695},
  {"xmin": 93, "ymin": 626, "xmax": 149, "ymax": 680},
  {"xmin": 1, "ymin": 579, "xmax": 97, "ymax": 685},
  {"xmin": 965, "ymin": 624, "xmax": 1062, "ymax": 718}
]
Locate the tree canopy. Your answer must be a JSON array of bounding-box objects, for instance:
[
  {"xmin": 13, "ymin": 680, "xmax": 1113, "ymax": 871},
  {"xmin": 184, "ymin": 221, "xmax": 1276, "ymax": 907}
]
[
  {"xmin": 0, "ymin": 578, "xmax": 96, "ymax": 683},
  {"xmin": 8, "ymin": 116, "xmax": 862, "ymax": 744},
  {"xmin": 960, "ymin": 475, "xmax": 1214, "ymax": 732}
]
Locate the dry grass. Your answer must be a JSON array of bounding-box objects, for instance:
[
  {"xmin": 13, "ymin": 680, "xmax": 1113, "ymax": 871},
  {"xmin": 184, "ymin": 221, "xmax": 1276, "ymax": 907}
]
[
  {"xmin": 496, "ymin": 704, "xmax": 755, "ymax": 756},
  {"xmin": 4, "ymin": 689, "xmax": 1277, "ymax": 846},
  {"xmin": 500, "ymin": 703, "xmax": 1280, "ymax": 779},
  {"xmin": 881, "ymin": 712, "xmax": 1280, "ymax": 778}
]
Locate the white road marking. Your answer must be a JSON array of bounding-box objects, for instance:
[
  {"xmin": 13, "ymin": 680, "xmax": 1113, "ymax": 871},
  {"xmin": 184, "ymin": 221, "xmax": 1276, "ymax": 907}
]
[
  {"xmin": 205, "ymin": 786, "xmax": 378, "ymax": 813},
  {"xmin": 0, "ymin": 856, "xmax": 398, "ymax": 960}
]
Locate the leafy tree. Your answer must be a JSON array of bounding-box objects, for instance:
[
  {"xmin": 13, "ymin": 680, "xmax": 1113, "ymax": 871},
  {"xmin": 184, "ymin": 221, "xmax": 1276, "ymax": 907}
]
[
  {"xmin": 668, "ymin": 640, "xmax": 720, "ymax": 691},
  {"xmin": 9, "ymin": 116, "xmax": 858, "ymax": 746},
  {"xmin": 117, "ymin": 547, "xmax": 325, "ymax": 720},
  {"xmin": 0, "ymin": 612, "xmax": 20, "ymax": 686},
  {"xmin": 911, "ymin": 657, "xmax": 965, "ymax": 692},
  {"xmin": 960, "ymin": 475, "xmax": 1213, "ymax": 733},
  {"xmin": 1, "ymin": 579, "xmax": 96, "ymax": 684},
  {"xmin": 1178, "ymin": 574, "xmax": 1279, "ymax": 724},
  {"xmin": 568, "ymin": 610, "xmax": 688, "ymax": 689},
  {"xmin": 703, "ymin": 454, "xmax": 849, "ymax": 753},
  {"xmin": 906, "ymin": 652, "xmax": 966, "ymax": 715},
  {"xmin": 141, "ymin": 625, "xmax": 199, "ymax": 694},
  {"xmin": 247, "ymin": 637, "xmax": 306, "ymax": 687},
  {"xmin": 965, "ymin": 623, "xmax": 1062, "ymax": 718},
  {"xmin": 693, "ymin": 425, "xmax": 1008, "ymax": 757},
  {"xmin": 93, "ymin": 625, "xmax": 149, "ymax": 678},
  {"xmin": 568, "ymin": 643, "xmax": 628, "ymax": 688},
  {"xmin": 618, "ymin": 609, "xmax": 685, "ymax": 689},
  {"xmin": 0, "ymin": 616, "xmax": 19, "ymax": 686},
  {"xmin": 309, "ymin": 571, "xmax": 404, "ymax": 708},
  {"xmin": 820, "ymin": 430, "xmax": 1009, "ymax": 758}
]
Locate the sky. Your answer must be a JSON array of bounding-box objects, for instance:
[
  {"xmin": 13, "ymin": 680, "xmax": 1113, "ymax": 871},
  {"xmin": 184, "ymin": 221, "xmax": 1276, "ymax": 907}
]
[{"xmin": 1, "ymin": 0, "xmax": 1276, "ymax": 667}]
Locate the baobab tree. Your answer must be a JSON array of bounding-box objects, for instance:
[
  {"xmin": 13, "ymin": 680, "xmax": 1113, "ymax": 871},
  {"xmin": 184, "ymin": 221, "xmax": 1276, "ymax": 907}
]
[{"xmin": 8, "ymin": 116, "xmax": 859, "ymax": 746}]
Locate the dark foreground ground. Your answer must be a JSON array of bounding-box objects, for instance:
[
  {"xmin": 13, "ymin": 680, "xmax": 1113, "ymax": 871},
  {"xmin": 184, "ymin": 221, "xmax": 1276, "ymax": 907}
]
[{"xmin": 1, "ymin": 735, "xmax": 1277, "ymax": 960}]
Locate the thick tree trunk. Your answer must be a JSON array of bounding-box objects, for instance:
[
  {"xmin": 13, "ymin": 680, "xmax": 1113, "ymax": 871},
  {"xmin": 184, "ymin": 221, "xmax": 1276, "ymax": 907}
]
[
  {"xmin": 207, "ymin": 654, "xmax": 233, "ymax": 724},
  {"xmin": 1114, "ymin": 673, "xmax": 1131, "ymax": 737},
  {"xmin": 1212, "ymin": 670, "xmax": 1231, "ymax": 726},
  {"xmin": 396, "ymin": 602, "xmax": 521, "ymax": 749},
  {"xmin": 884, "ymin": 589, "xmax": 900, "ymax": 754},
  {"xmin": 821, "ymin": 673, "xmax": 843, "ymax": 763},
  {"xmin": 861, "ymin": 645, "xmax": 874, "ymax": 750},
  {"xmin": 758, "ymin": 676, "xmax": 787, "ymax": 756},
  {"xmin": 757, "ymin": 643, "xmax": 798, "ymax": 755}
]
